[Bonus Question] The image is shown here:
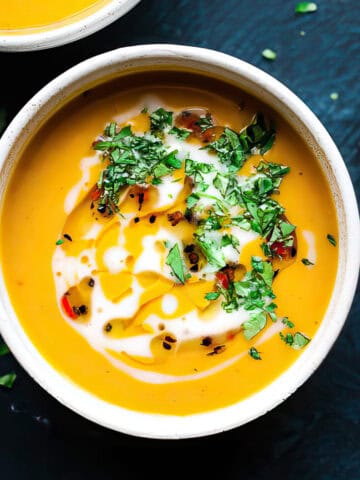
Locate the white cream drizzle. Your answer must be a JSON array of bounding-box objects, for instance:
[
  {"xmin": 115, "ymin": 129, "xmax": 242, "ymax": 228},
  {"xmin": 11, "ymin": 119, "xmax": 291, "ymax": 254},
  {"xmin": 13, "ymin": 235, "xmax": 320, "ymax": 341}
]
[
  {"xmin": 302, "ymin": 230, "xmax": 317, "ymax": 265},
  {"xmin": 64, "ymin": 154, "xmax": 101, "ymax": 214}
]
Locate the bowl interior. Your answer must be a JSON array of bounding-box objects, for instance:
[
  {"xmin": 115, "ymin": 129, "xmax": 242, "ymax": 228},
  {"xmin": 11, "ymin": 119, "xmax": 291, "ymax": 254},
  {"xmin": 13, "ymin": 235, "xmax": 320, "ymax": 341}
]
[{"xmin": 0, "ymin": 45, "xmax": 358, "ymax": 439}]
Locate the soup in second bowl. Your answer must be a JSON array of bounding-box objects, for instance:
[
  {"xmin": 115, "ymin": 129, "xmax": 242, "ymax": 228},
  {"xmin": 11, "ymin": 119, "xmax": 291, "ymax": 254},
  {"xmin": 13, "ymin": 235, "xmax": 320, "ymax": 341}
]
[
  {"xmin": 0, "ymin": 0, "xmax": 110, "ymax": 32},
  {"xmin": 0, "ymin": 72, "xmax": 338, "ymax": 415}
]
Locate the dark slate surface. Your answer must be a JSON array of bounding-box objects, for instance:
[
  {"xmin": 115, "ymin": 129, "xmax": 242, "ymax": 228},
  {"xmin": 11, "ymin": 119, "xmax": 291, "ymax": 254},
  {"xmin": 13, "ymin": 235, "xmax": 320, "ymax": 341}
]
[{"xmin": 0, "ymin": 1, "xmax": 359, "ymax": 478}]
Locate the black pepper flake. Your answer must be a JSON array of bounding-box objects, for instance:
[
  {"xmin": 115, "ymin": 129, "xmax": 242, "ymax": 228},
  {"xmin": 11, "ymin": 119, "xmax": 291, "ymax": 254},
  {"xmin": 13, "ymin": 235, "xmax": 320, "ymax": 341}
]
[
  {"xmin": 138, "ymin": 192, "xmax": 145, "ymax": 210},
  {"xmin": 273, "ymin": 269, "xmax": 279, "ymax": 279},
  {"xmin": 134, "ymin": 217, "xmax": 140, "ymax": 224},
  {"xmin": 72, "ymin": 306, "xmax": 80, "ymax": 316},
  {"xmin": 105, "ymin": 323, "xmax": 112, "ymax": 332},
  {"xmin": 88, "ymin": 278, "xmax": 95, "ymax": 288},
  {"xmin": 201, "ymin": 336, "xmax": 212, "ymax": 347},
  {"xmin": 90, "ymin": 202, "xmax": 94, "ymax": 210},
  {"xmin": 162, "ymin": 341, "xmax": 171, "ymax": 350},
  {"xmin": 78, "ymin": 305, "xmax": 88, "ymax": 315},
  {"xmin": 97, "ymin": 204, "xmax": 106, "ymax": 214},
  {"xmin": 291, "ymin": 247, "xmax": 297, "ymax": 257},
  {"xmin": 63, "ymin": 233, "xmax": 72, "ymax": 242},
  {"xmin": 184, "ymin": 244, "xmax": 195, "ymax": 253},
  {"xmin": 149, "ymin": 215, "xmax": 156, "ymax": 224},
  {"xmin": 190, "ymin": 264, "xmax": 199, "ymax": 272},
  {"xmin": 165, "ymin": 335, "xmax": 176, "ymax": 343},
  {"xmin": 207, "ymin": 345, "xmax": 226, "ymax": 356},
  {"xmin": 130, "ymin": 193, "xmax": 135, "ymax": 198}
]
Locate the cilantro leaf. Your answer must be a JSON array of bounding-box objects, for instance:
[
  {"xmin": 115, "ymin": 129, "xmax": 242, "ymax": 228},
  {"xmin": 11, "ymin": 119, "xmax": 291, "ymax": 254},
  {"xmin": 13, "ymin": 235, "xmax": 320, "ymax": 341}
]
[
  {"xmin": 301, "ymin": 258, "xmax": 314, "ymax": 266},
  {"xmin": 327, "ymin": 234, "xmax": 337, "ymax": 246},
  {"xmin": 295, "ymin": 2, "xmax": 317, "ymax": 13},
  {"xmin": 249, "ymin": 347, "xmax": 262, "ymax": 360},
  {"xmin": 0, "ymin": 341, "xmax": 9, "ymax": 356},
  {"xmin": 168, "ymin": 126, "xmax": 191, "ymax": 140},
  {"xmin": 195, "ymin": 234, "xmax": 226, "ymax": 270},
  {"xmin": 204, "ymin": 292, "xmax": 221, "ymax": 301},
  {"xmin": 243, "ymin": 312, "xmax": 267, "ymax": 340},
  {"xmin": 165, "ymin": 244, "xmax": 186, "ymax": 284},
  {"xmin": 149, "ymin": 108, "xmax": 173, "ymax": 133}
]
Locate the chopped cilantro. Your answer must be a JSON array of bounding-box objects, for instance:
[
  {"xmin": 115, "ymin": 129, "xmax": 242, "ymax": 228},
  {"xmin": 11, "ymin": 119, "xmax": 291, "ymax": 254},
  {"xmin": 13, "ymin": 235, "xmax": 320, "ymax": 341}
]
[
  {"xmin": 0, "ymin": 372, "xmax": 16, "ymax": 388},
  {"xmin": 301, "ymin": 258, "xmax": 314, "ymax": 266},
  {"xmin": 195, "ymin": 115, "xmax": 214, "ymax": 132},
  {"xmin": 243, "ymin": 312, "xmax": 267, "ymax": 340},
  {"xmin": 165, "ymin": 243, "xmax": 186, "ymax": 284},
  {"xmin": 221, "ymin": 234, "xmax": 240, "ymax": 251},
  {"xmin": 93, "ymin": 123, "xmax": 182, "ymax": 214},
  {"xmin": 280, "ymin": 331, "xmax": 310, "ymax": 349},
  {"xmin": 249, "ymin": 347, "xmax": 262, "ymax": 360},
  {"xmin": 204, "ymin": 292, "xmax": 221, "ymax": 301},
  {"xmin": 149, "ymin": 108, "xmax": 173, "ymax": 133},
  {"xmin": 195, "ymin": 233, "xmax": 226, "ymax": 270},
  {"xmin": 262, "ymin": 49, "xmax": 277, "ymax": 61},
  {"xmin": 169, "ymin": 126, "xmax": 191, "ymax": 140},
  {"xmin": 295, "ymin": 2, "xmax": 317, "ymax": 13},
  {"xmin": 327, "ymin": 234, "xmax": 337, "ymax": 246},
  {"xmin": 282, "ymin": 317, "xmax": 295, "ymax": 328},
  {"xmin": 141, "ymin": 107, "xmax": 148, "ymax": 114},
  {"xmin": 56, "ymin": 239, "xmax": 64, "ymax": 245}
]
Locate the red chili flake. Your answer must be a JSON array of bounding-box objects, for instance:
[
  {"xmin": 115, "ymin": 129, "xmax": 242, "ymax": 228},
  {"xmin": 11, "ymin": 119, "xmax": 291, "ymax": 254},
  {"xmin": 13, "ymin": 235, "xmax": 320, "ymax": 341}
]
[
  {"xmin": 221, "ymin": 266, "xmax": 235, "ymax": 282},
  {"xmin": 270, "ymin": 241, "xmax": 290, "ymax": 258},
  {"xmin": 91, "ymin": 187, "xmax": 101, "ymax": 201},
  {"xmin": 61, "ymin": 295, "xmax": 78, "ymax": 320},
  {"xmin": 188, "ymin": 252, "xmax": 199, "ymax": 265},
  {"xmin": 216, "ymin": 272, "xmax": 229, "ymax": 290}
]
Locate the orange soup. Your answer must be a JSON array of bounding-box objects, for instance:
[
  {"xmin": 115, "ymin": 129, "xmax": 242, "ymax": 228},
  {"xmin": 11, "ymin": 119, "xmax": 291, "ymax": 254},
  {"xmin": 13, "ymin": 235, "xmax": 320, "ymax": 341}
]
[
  {"xmin": 0, "ymin": 0, "xmax": 110, "ymax": 31},
  {"xmin": 0, "ymin": 73, "xmax": 338, "ymax": 415}
]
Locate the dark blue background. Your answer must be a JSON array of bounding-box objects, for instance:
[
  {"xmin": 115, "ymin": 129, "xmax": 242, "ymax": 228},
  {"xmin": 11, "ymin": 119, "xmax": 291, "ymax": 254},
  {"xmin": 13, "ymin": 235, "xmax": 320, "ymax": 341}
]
[{"xmin": 0, "ymin": 1, "xmax": 359, "ymax": 478}]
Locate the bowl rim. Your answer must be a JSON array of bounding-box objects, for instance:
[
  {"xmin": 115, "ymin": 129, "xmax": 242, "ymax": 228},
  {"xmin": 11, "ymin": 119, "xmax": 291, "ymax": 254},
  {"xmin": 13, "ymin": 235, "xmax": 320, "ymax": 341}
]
[
  {"xmin": 0, "ymin": 0, "xmax": 141, "ymax": 52},
  {"xmin": 0, "ymin": 44, "xmax": 359, "ymax": 439}
]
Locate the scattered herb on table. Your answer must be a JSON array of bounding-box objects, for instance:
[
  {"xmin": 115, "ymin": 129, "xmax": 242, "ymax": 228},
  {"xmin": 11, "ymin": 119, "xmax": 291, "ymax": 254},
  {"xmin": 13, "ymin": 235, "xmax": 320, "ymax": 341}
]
[
  {"xmin": 0, "ymin": 341, "xmax": 9, "ymax": 356},
  {"xmin": 0, "ymin": 372, "xmax": 16, "ymax": 388},
  {"xmin": 295, "ymin": 2, "xmax": 317, "ymax": 14},
  {"xmin": 330, "ymin": 92, "xmax": 339, "ymax": 101},
  {"xmin": 262, "ymin": 49, "xmax": 277, "ymax": 61}
]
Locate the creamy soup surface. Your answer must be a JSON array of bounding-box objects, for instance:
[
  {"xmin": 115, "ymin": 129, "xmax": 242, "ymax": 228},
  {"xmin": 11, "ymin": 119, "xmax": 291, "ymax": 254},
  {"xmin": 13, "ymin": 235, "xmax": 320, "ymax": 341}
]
[
  {"xmin": 0, "ymin": 73, "xmax": 338, "ymax": 415},
  {"xmin": 0, "ymin": 0, "xmax": 108, "ymax": 31}
]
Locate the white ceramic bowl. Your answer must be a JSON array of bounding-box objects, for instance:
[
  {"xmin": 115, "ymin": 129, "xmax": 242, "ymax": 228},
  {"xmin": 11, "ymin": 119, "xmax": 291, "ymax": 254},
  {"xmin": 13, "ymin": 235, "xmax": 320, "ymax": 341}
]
[
  {"xmin": 0, "ymin": 45, "xmax": 359, "ymax": 439},
  {"xmin": 0, "ymin": 0, "xmax": 140, "ymax": 52}
]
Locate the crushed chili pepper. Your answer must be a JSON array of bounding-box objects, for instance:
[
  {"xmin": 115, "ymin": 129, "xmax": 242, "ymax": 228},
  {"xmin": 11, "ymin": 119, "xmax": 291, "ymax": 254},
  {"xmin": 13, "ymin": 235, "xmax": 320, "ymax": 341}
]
[
  {"xmin": 216, "ymin": 271, "xmax": 229, "ymax": 290},
  {"xmin": 61, "ymin": 294, "xmax": 78, "ymax": 320},
  {"xmin": 167, "ymin": 211, "xmax": 183, "ymax": 226}
]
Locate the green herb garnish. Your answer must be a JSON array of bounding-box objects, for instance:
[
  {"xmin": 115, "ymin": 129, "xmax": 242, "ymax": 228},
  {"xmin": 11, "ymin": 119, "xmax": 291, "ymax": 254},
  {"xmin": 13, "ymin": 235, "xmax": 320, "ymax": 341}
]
[
  {"xmin": 301, "ymin": 258, "xmax": 314, "ymax": 266},
  {"xmin": 56, "ymin": 239, "xmax": 64, "ymax": 246},
  {"xmin": 149, "ymin": 108, "xmax": 173, "ymax": 133},
  {"xmin": 327, "ymin": 234, "xmax": 337, "ymax": 246},
  {"xmin": 165, "ymin": 243, "xmax": 186, "ymax": 284},
  {"xmin": 0, "ymin": 341, "xmax": 9, "ymax": 356},
  {"xmin": 169, "ymin": 126, "xmax": 191, "ymax": 140},
  {"xmin": 204, "ymin": 292, "xmax": 221, "ymax": 301},
  {"xmin": 195, "ymin": 114, "xmax": 213, "ymax": 132},
  {"xmin": 295, "ymin": 2, "xmax": 317, "ymax": 13},
  {"xmin": 0, "ymin": 372, "xmax": 16, "ymax": 389},
  {"xmin": 262, "ymin": 49, "xmax": 277, "ymax": 61},
  {"xmin": 249, "ymin": 347, "xmax": 262, "ymax": 360},
  {"xmin": 280, "ymin": 331, "xmax": 310, "ymax": 349}
]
